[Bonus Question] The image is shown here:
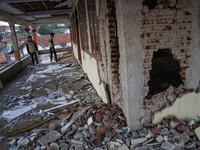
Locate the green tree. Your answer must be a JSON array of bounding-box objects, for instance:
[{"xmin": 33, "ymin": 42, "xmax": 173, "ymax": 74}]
[
  {"xmin": 0, "ymin": 34, "xmax": 3, "ymax": 41},
  {"xmin": 19, "ymin": 25, "xmax": 25, "ymax": 32},
  {"xmin": 38, "ymin": 25, "xmax": 53, "ymax": 35},
  {"xmin": 52, "ymin": 24, "xmax": 58, "ymax": 29},
  {"xmin": 19, "ymin": 25, "xmax": 26, "ymax": 36}
]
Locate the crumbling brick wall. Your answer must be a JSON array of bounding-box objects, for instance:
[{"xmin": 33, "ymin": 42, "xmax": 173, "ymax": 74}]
[
  {"xmin": 142, "ymin": 0, "xmax": 192, "ymax": 97},
  {"xmin": 115, "ymin": 0, "xmax": 200, "ymax": 129},
  {"xmin": 141, "ymin": 0, "xmax": 200, "ymax": 123},
  {"xmin": 97, "ymin": 0, "xmax": 122, "ymax": 106}
]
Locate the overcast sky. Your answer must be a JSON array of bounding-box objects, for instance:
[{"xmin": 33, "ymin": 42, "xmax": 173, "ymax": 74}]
[
  {"xmin": 0, "ymin": 21, "xmax": 9, "ymax": 26},
  {"xmin": 0, "ymin": 21, "xmax": 20, "ymax": 26}
]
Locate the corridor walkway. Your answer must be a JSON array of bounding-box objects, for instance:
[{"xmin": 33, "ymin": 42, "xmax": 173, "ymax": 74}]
[{"xmin": 0, "ymin": 51, "xmax": 106, "ymax": 149}]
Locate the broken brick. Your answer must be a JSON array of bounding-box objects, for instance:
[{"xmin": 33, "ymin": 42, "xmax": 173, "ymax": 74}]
[
  {"xmin": 182, "ymin": 133, "xmax": 190, "ymax": 143},
  {"xmin": 170, "ymin": 116, "xmax": 181, "ymax": 129},
  {"xmin": 152, "ymin": 128, "xmax": 161, "ymax": 134},
  {"xmin": 96, "ymin": 127, "xmax": 106, "ymax": 140},
  {"xmin": 94, "ymin": 140, "xmax": 103, "ymax": 147},
  {"xmin": 177, "ymin": 126, "xmax": 189, "ymax": 133},
  {"xmin": 143, "ymin": 124, "xmax": 153, "ymax": 129}
]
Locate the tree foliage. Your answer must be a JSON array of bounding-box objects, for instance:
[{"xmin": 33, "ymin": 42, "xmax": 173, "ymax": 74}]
[
  {"xmin": 19, "ymin": 25, "xmax": 25, "ymax": 32},
  {"xmin": 18, "ymin": 25, "xmax": 26, "ymax": 36},
  {"xmin": 0, "ymin": 34, "xmax": 3, "ymax": 41},
  {"xmin": 38, "ymin": 25, "xmax": 53, "ymax": 35}
]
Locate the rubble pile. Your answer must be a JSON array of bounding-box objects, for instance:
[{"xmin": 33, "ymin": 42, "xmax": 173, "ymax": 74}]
[
  {"xmin": 7, "ymin": 106, "xmax": 200, "ymax": 150},
  {"xmin": 0, "ymin": 52, "xmax": 200, "ymax": 150},
  {"xmin": 7, "ymin": 103, "xmax": 127, "ymax": 150}
]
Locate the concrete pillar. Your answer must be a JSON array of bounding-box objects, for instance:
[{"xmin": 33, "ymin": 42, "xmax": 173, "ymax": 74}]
[
  {"xmin": 9, "ymin": 21, "xmax": 20, "ymax": 60},
  {"xmin": 115, "ymin": 0, "xmax": 145, "ymax": 130},
  {"xmin": 32, "ymin": 29, "xmax": 38, "ymax": 51}
]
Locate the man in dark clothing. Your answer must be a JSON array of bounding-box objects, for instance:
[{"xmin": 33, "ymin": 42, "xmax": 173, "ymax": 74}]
[
  {"xmin": 49, "ymin": 33, "xmax": 57, "ymax": 62},
  {"xmin": 26, "ymin": 36, "xmax": 39, "ymax": 65}
]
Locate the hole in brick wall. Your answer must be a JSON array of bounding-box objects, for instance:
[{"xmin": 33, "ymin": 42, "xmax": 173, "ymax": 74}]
[{"xmin": 147, "ymin": 49, "xmax": 183, "ymax": 99}]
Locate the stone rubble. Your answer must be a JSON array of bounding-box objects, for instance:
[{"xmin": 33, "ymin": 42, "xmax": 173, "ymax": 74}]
[
  {"xmin": 5, "ymin": 106, "xmax": 200, "ymax": 150},
  {"xmin": 0, "ymin": 52, "xmax": 199, "ymax": 149}
]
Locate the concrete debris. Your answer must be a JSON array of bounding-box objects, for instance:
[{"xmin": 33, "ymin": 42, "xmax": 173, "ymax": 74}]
[
  {"xmin": 156, "ymin": 135, "xmax": 164, "ymax": 143},
  {"xmin": 87, "ymin": 117, "xmax": 93, "ymax": 126},
  {"xmin": 38, "ymin": 130, "xmax": 62, "ymax": 146},
  {"xmin": 1, "ymin": 52, "xmax": 200, "ymax": 150},
  {"xmin": 9, "ymin": 139, "xmax": 16, "ymax": 145},
  {"xmin": 21, "ymin": 138, "xmax": 30, "ymax": 146},
  {"xmin": 33, "ymin": 88, "xmax": 48, "ymax": 97},
  {"xmin": 61, "ymin": 106, "xmax": 90, "ymax": 134},
  {"xmin": 161, "ymin": 141, "xmax": 176, "ymax": 150},
  {"xmin": 195, "ymin": 127, "xmax": 200, "ymax": 141},
  {"xmin": 49, "ymin": 142, "xmax": 59, "ymax": 150}
]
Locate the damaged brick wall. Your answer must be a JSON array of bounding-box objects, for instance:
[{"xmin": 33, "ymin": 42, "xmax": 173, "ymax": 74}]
[
  {"xmin": 97, "ymin": 0, "xmax": 122, "ymax": 106},
  {"xmin": 107, "ymin": 0, "xmax": 122, "ymax": 106},
  {"xmin": 141, "ymin": 0, "xmax": 194, "ymax": 122}
]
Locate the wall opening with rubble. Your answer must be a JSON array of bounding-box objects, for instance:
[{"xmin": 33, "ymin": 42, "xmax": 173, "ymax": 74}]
[
  {"xmin": 70, "ymin": 0, "xmax": 200, "ymax": 130},
  {"xmin": 147, "ymin": 49, "xmax": 183, "ymax": 99},
  {"xmin": 141, "ymin": 0, "xmax": 200, "ymax": 124},
  {"xmin": 115, "ymin": 0, "xmax": 200, "ymax": 129}
]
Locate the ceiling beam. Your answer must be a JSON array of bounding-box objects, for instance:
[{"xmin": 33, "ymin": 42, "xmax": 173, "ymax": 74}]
[
  {"xmin": 54, "ymin": 0, "xmax": 73, "ymax": 8},
  {"xmin": 0, "ymin": 10, "xmax": 34, "ymax": 26},
  {"xmin": 33, "ymin": 19, "xmax": 69, "ymax": 25},
  {"xmin": 34, "ymin": 17, "xmax": 69, "ymax": 22},
  {"xmin": 26, "ymin": 9, "xmax": 72, "ymax": 16},
  {"xmin": 0, "ymin": 0, "xmax": 42, "ymax": 2},
  {"xmin": 32, "ymin": 17, "xmax": 69, "ymax": 23}
]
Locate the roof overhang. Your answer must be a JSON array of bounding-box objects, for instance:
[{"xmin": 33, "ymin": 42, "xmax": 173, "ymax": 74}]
[{"xmin": 0, "ymin": 0, "xmax": 74, "ymax": 26}]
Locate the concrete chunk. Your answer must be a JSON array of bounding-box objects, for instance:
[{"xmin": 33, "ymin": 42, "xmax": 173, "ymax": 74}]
[
  {"xmin": 38, "ymin": 130, "xmax": 62, "ymax": 146},
  {"xmin": 161, "ymin": 141, "xmax": 176, "ymax": 150},
  {"xmin": 194, "ymin": 126, "xmax": 200, "ymax": 141}
]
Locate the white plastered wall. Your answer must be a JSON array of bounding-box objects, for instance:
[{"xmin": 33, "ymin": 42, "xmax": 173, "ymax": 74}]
[
  {"xmin": 71, "ymin": 0, "xmax": 108, "ymax": 103},
  {"xmin": 186, "ymin": 0, "xmax": 200, "ymax": 90}
]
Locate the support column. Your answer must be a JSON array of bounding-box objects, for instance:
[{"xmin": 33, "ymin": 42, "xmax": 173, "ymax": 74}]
[
  {"xmin": 32, "ymin": 29, "xmax": 38, "ymax": 51},
  {"xmin": 9, "ymin": 21, "xmax": 20, "ymax": 60}
]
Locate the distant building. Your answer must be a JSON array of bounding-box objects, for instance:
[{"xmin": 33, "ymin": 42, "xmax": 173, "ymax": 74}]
[
  {"xmin": 0, "ymin": 34, "xmax": 27, "ymax": 63},
  {"xmin": 37, "ymin": 33, "xmax": 71, "ymax": 50}
]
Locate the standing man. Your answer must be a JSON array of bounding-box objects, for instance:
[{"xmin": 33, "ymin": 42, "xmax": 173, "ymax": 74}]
[
  {"xmin": 49, "ymin": 33, "xmax": 57, "ymax": 62},
  {"xmin": 26, "ymin": 35, "xmax": 39, "ymax": 65}
]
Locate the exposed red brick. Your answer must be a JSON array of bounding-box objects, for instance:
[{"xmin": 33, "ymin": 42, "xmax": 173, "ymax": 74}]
[
  {"xmin": 187, "ymin": 36, "xmax": 192, "ymax": 40},
  {"xmin": 144, "ymin": 46, "xmax": 150, "ymax": 50},
  {"xmin": 108, "ymin": 25, "xmax": 115, "ymax": 29},
  {"xmin": 170, "ymin": 116, "xmax": 181, "ymax": 129},
  {"xmin": 96, "ymin": 127, "xmax": 106, "ymax": 140},
  {"xmin": 152, "ymin": 128, "xmax": 161, "ymax": 134},
  {"xmin": 180, "ymin": 66, "xmax": 189, "ymax": 70},
  {"xmin": 177, "ymin": 126, "xmax": 190, "ymax": 133},
  {"xmin": 108, "ymin": 19, "xmax": 115, "ymax": 23},
  {"xmin": 110, "ymin": 45, "xmax": 118, "ymax": 49},
  {"xmin": 143, "ymin": 124, "xmax": 153, "ymax": 129},
  {"xmin": 94, "ymin": 140, "xmax": 103, "ymax": 147}
]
